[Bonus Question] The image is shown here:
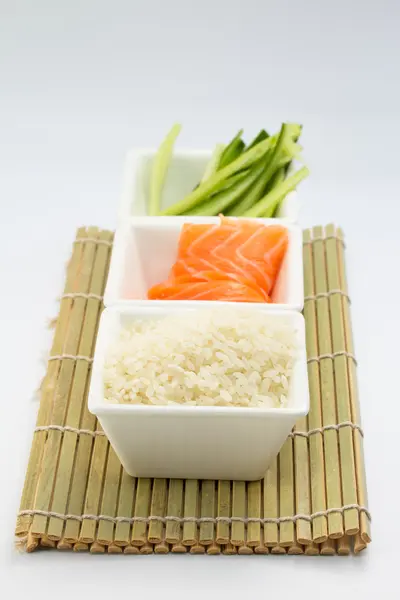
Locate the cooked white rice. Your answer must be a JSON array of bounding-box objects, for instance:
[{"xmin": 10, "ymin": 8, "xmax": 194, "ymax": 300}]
[{"xmin": 104, "ymin": 309, "xmax": 298, "ymax": 408}]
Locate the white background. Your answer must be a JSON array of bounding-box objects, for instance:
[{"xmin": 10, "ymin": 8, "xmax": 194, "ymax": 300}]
[{"xmin": 1, "ymin": 0, "xmax": 399, "ymax": 597}]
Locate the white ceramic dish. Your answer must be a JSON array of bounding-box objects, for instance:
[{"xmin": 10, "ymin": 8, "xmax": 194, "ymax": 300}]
[
  {"xmin": 117, "ymin": 148, "xmax": 299, "ymax": 222},
  {"xmin": 88, "ymin": 305, "xmax": 309, "ymax": 481},
  {"xmin": 104, "ymin": 216, "xmax": 304, "ymax": 310}
]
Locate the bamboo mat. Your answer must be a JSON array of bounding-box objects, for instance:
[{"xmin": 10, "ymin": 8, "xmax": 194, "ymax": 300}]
[{"xmin": 15, "ymin": 224, "xmax": 371, "ymax": 555}]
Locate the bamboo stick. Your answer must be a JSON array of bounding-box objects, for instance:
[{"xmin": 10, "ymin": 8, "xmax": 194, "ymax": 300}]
[
  {"xmin": 31, "ymin": 228, "xmax": 100, "ymax": 539},
  {"xmin": 336, "ymin": 227, "xmax": 371, "ymax": 544},
  {"xmin": 238, "ymin": 492, "xmax": 252, "ymax": 551},
  {"xmin": 108, "ymin": 543, "xmax": 123, "ymax": 554},
  {"xmin": 154, "ymin": 540, "xmax": 170, "ymax": 554},
  {"xmin": 171, "ymin": 543, "xmax": 187, "ymax": 553},
  {"xmin": 354, "ymin": 533, "xmax": 367, "ymax": 554},
  {"xmin": 190, "ymin": 544, "xmax": 206, "ymax": 554},
  {"xmin": 26, "ymin": 532, "xmax": 39, "ymax": 552},
  {"xmin": 165, "ymin": 479, "xmax": 184, "ymax": 544},
  {"xmin": 97, "ymin": 447, "xmax": 122, "ymax": 546},
  {"xmin": 279, "ymin": 439, "xmax": 295, "ymax": 547},
  {"xmin": 148, "ymin": 479, "xmax": 168, "ymax": 544},
  {"xmin": 73, "ymin": 542, "xmax": 89, "ymax": 552},
  {"xmin": 254, "ymin": 527, "xmax": 269, "ymax": 554},
  {"xmin": 62, "ymin": 429, "xmax": 98, "ymax": 543},
  {"xmin": 304, "ymin": 542, "xmax": 320, "ymax": 556},
  {"xmin": 140, "ymin": 542, "xmax": 154, "ymax": 554},
  {"xmin": 320, "ymin": 538, "xmax": 336, "ymax": 555},
  {"xmin": 222, "ymin": 543, "xmax": 237, "ymax": 555},
  {"xmin": 78, "ymin": 237, "xmax": 114, "ymax": 546},
  {"xmin": 78, "ymin": 438, "xmax": 109, "ymax": 543},
  {"xmin": 263, "ymin": 459, "xmax": 279, "ymax": 546},
  {"xmin": 207, "ymin": 542, "xmax": 221, "ymax": 555},
  {"xmin": 293, "ymin": 418, "xmax": 312, "ymax": 545},
  {"xmin": 199, "ymin": 480, "xmax": 216, "ymax": 546},
  {"xmin": 247, "ymin": 480, "xmax": 261, "ymax": 547},
  {"xmin": 303, "ymin": 229, "xmax": 328, "ymax": 543},
  {"xmin": 114, "ymin": 470, "xmax": 136, "ymax": 546},
  {"xmin": 231, "ymin": 481, "xmax": 246, "ymax": 547},
  {"xmin": 124, "ymin": 545, "xmax": 140, "ymax": 554},
  {"xmin": 15, "ymin": 228, "xmax": 86, "ymax": 538},
  {"xmin": 325, "ymin": 224, "xmax": 359, "ymax": 536},
  {"xmin": 90, "ymin": 541, "xmax": 105, "ymax": 554},
  {"xmin": 216, "ymin": 481, "xmax": 230, "ymax": 544},
  {"xmin": 255, "ymin": 532, "xmax": 269, "ymax": 554},
  {"xmin": 57, "ymin": 539, "xmax": 74, "ymax": 550},
  {"xmin": 182, "ymin": 479, "xmax": 199, "ymax": 546},
  {"xmin": 238, "ymin": 545, "xmax": 254, "ymax": 555},
  {"xmin": 40, "ymin": 536, "xmax": 56, "ymax": 548},
  {"xmin": 337, "ymin": 535, "xmax": 351, "ymax": 555},
  {"xmin": 63, "ymin": 231, "xmax": 113, "ymax": 543},
  {"xmin": 131, "ymin": 478, "xmax": 152, "ymax": 546},
  {"xmin": 312, "ymin": 225, "xmax": 344, "ymax": 539},
  {"xmin": 271, "ymin": 545, "xmax": 286, "ymax": 555},
  {"xmin": 288, "ymin": 543, "xmax": 304, "ymax": 555}
]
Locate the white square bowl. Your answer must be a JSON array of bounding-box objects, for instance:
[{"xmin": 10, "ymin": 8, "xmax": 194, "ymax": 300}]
[
  {"xmin": 88, "ymin": 305, "xmax": 309, "ymax": 481},
  {"xmin": 118, "ymin": 148, "xmax": 300, "ymax": 222},
  {"xmin": 104, "ymin": 216, "xmax": 304, "ymax": 310}
]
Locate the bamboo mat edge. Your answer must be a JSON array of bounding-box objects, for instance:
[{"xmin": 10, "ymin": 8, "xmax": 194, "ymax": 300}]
[{"xmin": 14, "ymin": 224, "xmax": 371, "ymax": 555}]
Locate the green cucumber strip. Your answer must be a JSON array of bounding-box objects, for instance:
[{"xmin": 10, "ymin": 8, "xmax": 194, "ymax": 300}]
[
  {"xmin": 285, "ymin": 123, "xmax": 302, "ymax": 141},
  {"xmin": 243, "ymin": 166, "xmax": 310, "ymax": 218},
  {"xmin": 149, "ymin": 123, "xmax": 182, "ymax": 215},
  {"xmin": 266, "ymin": 165, "xmax": 286, "ymax": 193},
  {"xmin": 186, "ymin": 162, "xmax": 266, "ymax": 216},
  {"xmin": 246, "ymin": 129, "xmax": 269, "ymax": 150},
  {"xmin": 200, "ymin": 143, "xmax": 225, "ymax": 183},
  {"xmin": 227, "ymin": 123, "xmax": 290, "ymax": 216},
  {"xmin": 226, "ymin": 152, "xmax": 272, "ymax": 216},
  {"xmin": 194, "ymin": 169, "xmax": 249, "ymax": 201},
  {"xmin": 189, "ymin": 169, "xmax": 250, "ymax": 202},
  {"xmin": 160, "ymin": 134, "xmax": 276, "ymax": 215},
  {"xmin": 217, "ymin": 130, "xmax": 243, "ymax": 167},
  {"xmin": 218, "ymin": 137, "xmax": 245, "ymax": 169}
]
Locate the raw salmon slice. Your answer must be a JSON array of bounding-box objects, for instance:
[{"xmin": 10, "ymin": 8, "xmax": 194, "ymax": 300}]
[
  {"xmin": 171, "ymin": 217, "xmax": 288, "ymax": 295},
  {"xmin": 147, "ymin": 280, "xmax": 268, "ymax": 302},
  {"xmin": 162, "ymin": 271, "xmax": 270, "ymax": 301},
  {"xmin": 147, "ymin": 217, "xmax": 288, "ymax": 303}
]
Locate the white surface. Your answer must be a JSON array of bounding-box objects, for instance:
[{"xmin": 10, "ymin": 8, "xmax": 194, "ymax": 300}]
[
  {"xmin": 105, "ymin": 216, "xmax": 303, "ymax": 309},
  {"xmin": 89, "ymin": 306, "xmax": 308, "ymax": 479},
  {"xmin": 1, "ymin": 0, "xmax": 399, "ymax": 598}
]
